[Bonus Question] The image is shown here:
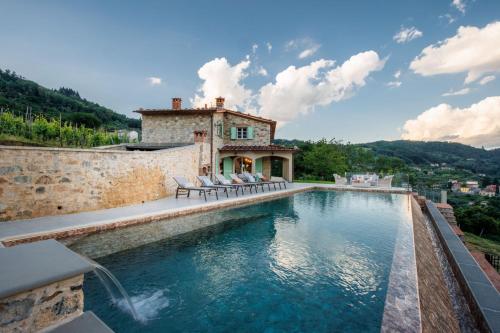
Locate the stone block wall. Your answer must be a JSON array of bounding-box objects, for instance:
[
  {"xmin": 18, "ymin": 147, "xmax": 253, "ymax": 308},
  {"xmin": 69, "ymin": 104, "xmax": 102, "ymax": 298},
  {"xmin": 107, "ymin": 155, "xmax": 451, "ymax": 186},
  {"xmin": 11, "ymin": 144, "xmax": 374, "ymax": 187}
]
[
  {"xmin": 223, "ymin": 113, "xmax": 271, "ymax": 146},
  {"xmin": 142, "ymin": 114, "xmax": 212, "ymax": 143},
  {"xmin": 0, "ymin": 275, "xmax": 84, "ymax": 333},
  {"xmin": 0, "ymin": 144, "xmax": 201, "ymax": 221}
]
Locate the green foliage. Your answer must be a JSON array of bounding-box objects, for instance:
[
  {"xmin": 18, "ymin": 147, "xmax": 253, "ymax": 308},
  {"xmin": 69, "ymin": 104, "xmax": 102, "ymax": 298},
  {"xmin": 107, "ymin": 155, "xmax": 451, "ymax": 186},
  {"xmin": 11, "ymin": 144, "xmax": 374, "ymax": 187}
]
[
  {"xmin": 449, "ymin": 194, "xmax": 500, "ymax": 240},
  {"xmin": 361, "ymin": 140, "xmax": 500, "ymax": 178},
  {"xmin": 0, "ymin": 111, "xmax": 129, "ymax": 148},
  {"xmin": 274, "ymin": 138, "xmax": 409, "ymax": 182},
  {"xmin": 464, "ymin": 232, "xmax": 500, "ymax": 257},
  {"xmin": 302, "ymin": 139, "xmax": 348, "ymax": 180},
  {"xmin": 0, "ymin": 68, "xmax": 141, "ymax": 130}
]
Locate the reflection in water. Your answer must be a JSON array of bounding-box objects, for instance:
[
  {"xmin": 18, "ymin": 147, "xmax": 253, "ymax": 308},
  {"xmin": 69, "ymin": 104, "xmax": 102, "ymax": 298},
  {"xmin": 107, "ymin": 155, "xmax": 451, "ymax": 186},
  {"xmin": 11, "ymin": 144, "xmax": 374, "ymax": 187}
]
[{"xmin": 84, "ymin": 191, "xmax": 410, "ymax": 333}]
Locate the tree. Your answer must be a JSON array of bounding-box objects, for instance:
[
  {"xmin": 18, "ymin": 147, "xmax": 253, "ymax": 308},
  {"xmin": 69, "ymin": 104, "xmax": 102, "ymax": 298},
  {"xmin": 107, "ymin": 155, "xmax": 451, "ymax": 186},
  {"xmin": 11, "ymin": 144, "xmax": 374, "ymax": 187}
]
[{"xmin": 303, "ymin": 139, "xmax": 348, "ymax": 180}]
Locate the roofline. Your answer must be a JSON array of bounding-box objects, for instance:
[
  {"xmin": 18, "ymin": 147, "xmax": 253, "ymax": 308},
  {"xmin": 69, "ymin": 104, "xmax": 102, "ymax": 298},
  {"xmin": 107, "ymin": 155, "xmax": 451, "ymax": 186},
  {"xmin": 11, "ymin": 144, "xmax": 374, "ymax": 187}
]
[{"xmin": 134, "ymin": 108, "xmax": 277, "ymax": 140}]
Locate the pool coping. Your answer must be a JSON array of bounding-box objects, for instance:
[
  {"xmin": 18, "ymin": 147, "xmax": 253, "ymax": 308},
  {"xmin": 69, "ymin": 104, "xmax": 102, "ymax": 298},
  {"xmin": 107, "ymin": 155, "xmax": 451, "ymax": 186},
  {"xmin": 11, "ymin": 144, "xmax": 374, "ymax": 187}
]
[
  {"xmin": 381, "ymin": 195, "xmax": 421, "ymax": 332},
  {"xmin": 0, "ymin": 184, "xmax": 409, "ymax": 247},
  {"xmin": 0, "ymin": 239, "xmax": 93, "ymax": 299},
  {"xmin": 425, "ymin": 200, "xmax": 500, "ymax": 333}
]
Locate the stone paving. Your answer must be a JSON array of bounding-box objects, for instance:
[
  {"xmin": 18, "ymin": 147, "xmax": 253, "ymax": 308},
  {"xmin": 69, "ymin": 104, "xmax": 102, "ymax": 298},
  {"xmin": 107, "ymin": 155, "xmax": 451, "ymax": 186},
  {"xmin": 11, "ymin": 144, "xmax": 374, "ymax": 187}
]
[{"xmin": 0, "ymin": 183, "xmax": 407, "ymax": 246}]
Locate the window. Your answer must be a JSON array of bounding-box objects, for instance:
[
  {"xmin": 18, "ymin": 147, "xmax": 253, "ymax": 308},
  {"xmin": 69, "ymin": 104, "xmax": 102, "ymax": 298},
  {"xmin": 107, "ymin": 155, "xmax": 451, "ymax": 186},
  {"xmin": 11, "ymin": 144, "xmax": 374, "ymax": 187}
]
[
  {"xmin": 215, "ymin": 122, "xmax": 223, "ymax": 138},
  {"xmin": 237, "ymin": 127, "xmax": 248, "ymax": 139}
]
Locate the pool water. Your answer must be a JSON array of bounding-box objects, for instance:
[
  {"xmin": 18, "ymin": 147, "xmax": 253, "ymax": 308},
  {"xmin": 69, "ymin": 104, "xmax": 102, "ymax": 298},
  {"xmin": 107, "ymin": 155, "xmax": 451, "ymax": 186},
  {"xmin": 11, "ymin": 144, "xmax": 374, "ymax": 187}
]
[{"xmin": 84, "ymin": 190, "xmax": 411, "ymax": 332}]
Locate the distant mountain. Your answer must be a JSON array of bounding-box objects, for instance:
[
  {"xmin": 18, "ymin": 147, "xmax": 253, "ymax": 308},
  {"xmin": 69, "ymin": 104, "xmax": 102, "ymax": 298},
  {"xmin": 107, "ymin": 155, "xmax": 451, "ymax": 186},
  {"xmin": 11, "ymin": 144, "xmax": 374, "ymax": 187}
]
[
  {"xmin": 0, "ymin": 69, "xmax": 140, "ymax": 130},
  {"xmin": 360, "ymin": 140, "xmax": 500, "ymax": 178}
]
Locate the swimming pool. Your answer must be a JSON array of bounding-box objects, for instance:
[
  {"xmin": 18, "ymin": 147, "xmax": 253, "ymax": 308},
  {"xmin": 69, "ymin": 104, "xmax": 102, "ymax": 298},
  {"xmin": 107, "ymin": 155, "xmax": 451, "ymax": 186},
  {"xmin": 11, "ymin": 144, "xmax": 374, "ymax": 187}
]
[{"xmin": 83, "ymin": 190, "xmax": 413, "ymax": 332}]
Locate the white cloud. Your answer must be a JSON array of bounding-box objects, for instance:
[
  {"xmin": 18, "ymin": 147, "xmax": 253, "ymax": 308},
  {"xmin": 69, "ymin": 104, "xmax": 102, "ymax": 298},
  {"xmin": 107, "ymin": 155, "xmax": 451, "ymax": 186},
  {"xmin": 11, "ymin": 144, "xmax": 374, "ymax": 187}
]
[
  {"xmin": 252, "ymin": 44, "xmax": 258, "ymax": 54},
  {"xmin": 191, "ymin": 57, "xmax": 252, "ymax": 110},
  {"xmin": 393, "ymin": 26, "xmax": 423, "ymax": 43},
  {"xmin": 387, "ymin": 81, "xmax": 402, "ymax": 88},
  {"xmin": 440, "ymin": 13, "xmax": 457, "ymax": 24},
  {"xmin": 266, "ymin": 42, "xmax": 272, "ymax": 53},
  {"xmin": 479, "ymin": 75, "xmax": 496, "ymax": 85},
  {"xmin": 257, "ymin": 51, "xmax": 385, "ymax": 124},
  {"xmin": 147, "ymin": 77, "xmax": 162, "ymax": 86},
  {"xmin": 286, "ymin": 38, "xmax": 321, "ymax": 59},
  {"xmin": 442, "ymin": 87, "xmax": 471, "ymax": 96},
  {"xmin": 257, "ymin": 66, "xmax": 268, "ymax": 77},
  {"xmin": 298, "ymin": 45, "xmax": 320, "ymax": 59},
  {"xmin": 394, "ymin": 70, "xmax": 401, "ymax": 79},
  {"xmin": 410, "ymin": 22, "xmax": 500, "ymax": 84},
  {"xmin": 452, "ymin": 0, "xmax": 466, "ymax": 13},
  {"xmin": 401, "ymin": 96, "xmax": 500, "ymax": 148}
]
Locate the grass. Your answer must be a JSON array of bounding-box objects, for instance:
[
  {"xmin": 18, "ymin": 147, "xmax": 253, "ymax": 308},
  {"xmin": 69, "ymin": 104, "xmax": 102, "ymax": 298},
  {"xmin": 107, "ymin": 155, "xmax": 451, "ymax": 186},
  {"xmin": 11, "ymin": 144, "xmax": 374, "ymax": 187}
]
[
  {"xmin": 294, "ymin": 179, "xmax": 336, "ymax": 184},
  {"xmin": 464, "ymin": 232, "xmax": 500, "ymax": 256},
  {"xmin": 0, "ymin": 133, "xmax": 49, "ymax": 147}
]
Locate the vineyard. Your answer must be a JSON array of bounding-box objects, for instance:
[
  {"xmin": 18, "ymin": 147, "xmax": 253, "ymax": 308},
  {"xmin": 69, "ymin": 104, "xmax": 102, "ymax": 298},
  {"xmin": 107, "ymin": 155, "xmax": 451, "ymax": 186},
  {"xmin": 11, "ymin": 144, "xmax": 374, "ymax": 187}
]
[{"xmin": 0, "ymin": 111, "xmax": 132, "ymax": 148}]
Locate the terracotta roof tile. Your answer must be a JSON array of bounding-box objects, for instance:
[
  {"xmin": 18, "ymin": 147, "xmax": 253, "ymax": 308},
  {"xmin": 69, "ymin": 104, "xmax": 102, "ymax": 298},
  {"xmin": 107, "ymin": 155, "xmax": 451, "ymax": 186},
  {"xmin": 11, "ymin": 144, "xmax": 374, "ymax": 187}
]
[{"xmin": 219, "ymin": 144, "xmax": 298, "ymax": 152}]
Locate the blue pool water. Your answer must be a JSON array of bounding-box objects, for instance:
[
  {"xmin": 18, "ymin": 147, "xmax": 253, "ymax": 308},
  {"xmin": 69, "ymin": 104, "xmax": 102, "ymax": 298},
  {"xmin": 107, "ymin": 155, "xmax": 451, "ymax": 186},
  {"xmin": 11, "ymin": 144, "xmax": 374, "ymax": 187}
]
[{"xmin": 84, "ymin": 190, "xmax": 411, "ymax": 332}]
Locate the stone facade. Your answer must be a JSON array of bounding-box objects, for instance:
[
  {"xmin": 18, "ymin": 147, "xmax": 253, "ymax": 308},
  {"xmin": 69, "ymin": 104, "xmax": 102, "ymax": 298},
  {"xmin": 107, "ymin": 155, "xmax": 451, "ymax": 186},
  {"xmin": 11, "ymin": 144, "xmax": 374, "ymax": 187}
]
[
  {"xmin": 0, "ymin": 144, "xmax": 204, "ymax": 221},
  {"xmin": 0, "ymin": 275, "xmax": 84, "ymax": 333},
  {"xmin": 142, "ymin": 114, "xmax": 212, "ymax": 144},
  {"xmin": 222, "ymin": 113, "xmax": 271, "ymax": 146}
]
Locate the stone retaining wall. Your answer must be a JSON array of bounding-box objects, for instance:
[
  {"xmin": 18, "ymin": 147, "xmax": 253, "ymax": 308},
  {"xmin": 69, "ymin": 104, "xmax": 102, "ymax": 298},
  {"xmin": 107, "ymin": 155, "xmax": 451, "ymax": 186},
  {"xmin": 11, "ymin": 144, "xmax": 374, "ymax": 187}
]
[
  {"xmin": 0, "ymin": 144, "xmax": 204, "ymax": 221},
  {"xmin": 411, "ymin": 196, "xmax": 461, "ymax": 333},
  {"xmin": 0, "ymin": 275, "xmax": 84, "ymax": 333}
]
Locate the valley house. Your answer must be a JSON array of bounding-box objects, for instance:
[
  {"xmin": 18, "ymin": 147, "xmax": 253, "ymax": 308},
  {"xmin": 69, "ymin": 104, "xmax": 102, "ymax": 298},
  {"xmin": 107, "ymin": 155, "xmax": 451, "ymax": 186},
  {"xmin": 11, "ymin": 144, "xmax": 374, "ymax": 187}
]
[{"xmin": 134, "ymin": 97, "xmax": 297, "ymax": 180}]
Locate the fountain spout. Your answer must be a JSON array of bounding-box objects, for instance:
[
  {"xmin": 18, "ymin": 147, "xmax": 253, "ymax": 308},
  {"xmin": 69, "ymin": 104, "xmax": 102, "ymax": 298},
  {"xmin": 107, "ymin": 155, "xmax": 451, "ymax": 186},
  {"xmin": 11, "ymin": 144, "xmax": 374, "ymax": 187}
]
[{"xmin": 87, "ymin": 258, "xmax": 139, "ymax": 321}]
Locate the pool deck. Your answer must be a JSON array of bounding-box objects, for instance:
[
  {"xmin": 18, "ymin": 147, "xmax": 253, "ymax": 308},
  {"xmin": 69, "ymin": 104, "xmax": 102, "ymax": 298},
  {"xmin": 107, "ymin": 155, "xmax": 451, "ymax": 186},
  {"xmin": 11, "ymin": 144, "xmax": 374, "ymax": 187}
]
[{"xmin": 0, "ymin": 183, "xmax": 408, "ymax": 247}]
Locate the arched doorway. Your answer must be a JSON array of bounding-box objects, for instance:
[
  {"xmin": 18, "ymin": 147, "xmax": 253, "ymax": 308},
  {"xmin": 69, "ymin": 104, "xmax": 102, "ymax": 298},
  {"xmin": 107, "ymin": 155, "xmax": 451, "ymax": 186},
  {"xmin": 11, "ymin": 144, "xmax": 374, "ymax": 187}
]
[{"xmin": 234, "ymin": 156, "xmax": 253, "ymax": 174}]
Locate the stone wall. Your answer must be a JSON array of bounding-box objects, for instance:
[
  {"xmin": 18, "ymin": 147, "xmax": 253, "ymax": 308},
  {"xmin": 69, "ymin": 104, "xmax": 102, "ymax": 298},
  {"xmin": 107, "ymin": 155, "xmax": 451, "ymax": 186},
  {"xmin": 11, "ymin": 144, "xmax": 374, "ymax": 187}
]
[
  {"xmin": 0, "ymin": 144, "xmax": 202, "ymax": 221},
  {"xmin": 142, "ymin": 114, "xmax": 212, "ymax": 144},
  {"xmin": 0, "ymin": 275, "xmax": 84, "ymax": 332},
  {"xmin": 223, "ymin": 113, "xmax": 271, "ymax": 146},
  {"xmin": 411, "ymin": 197, "xmax": 461, "ymax": 333}
]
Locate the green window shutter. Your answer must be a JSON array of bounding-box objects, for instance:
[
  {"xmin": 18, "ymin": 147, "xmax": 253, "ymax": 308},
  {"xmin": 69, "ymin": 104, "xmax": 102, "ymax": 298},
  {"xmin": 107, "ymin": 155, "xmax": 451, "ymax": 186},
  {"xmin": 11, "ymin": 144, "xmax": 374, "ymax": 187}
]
[
  {"xmin": 247, "ymin": 126, "xmax": 254, "ymax": 139},
  {"xmin": 230, "ymin": 127, "xmax": 237, "ymax": 140},
  {"xmin": 255, "ymin": 158, "xmax": 263, "ymax": 173},
  {"xmin": 223, "ymin": 157, "xmax": 233, "ymax": 178}
]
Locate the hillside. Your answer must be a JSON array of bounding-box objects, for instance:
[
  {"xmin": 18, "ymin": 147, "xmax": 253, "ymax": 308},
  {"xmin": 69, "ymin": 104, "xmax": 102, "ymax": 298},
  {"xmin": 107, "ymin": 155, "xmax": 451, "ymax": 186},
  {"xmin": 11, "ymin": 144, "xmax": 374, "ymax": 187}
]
[
  {"xmin": 274, "ymin": 138, "xmax": 500, "ymax": 179},
  {"xmin": 0, "ymin": 69, "xmax": 140, "ymax": 130},
  {"xmin": 361, "ymin": 140, "xmax": 500, "ymax": 178}
]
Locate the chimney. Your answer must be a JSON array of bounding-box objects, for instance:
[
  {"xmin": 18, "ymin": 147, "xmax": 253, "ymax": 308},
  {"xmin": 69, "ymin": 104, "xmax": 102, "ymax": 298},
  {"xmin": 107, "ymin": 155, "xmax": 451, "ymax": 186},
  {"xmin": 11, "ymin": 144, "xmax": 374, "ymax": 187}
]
[
  {"xmin": 215, "ymin": 97, "xmax": 225, "ymax": 109},
  {"xmin": 194, "ymin": 130, "xmax": 207, "ymax": 143},
  {"xmin": 172, "ymin": 97, "xmax": 182, "ymax": 110}
]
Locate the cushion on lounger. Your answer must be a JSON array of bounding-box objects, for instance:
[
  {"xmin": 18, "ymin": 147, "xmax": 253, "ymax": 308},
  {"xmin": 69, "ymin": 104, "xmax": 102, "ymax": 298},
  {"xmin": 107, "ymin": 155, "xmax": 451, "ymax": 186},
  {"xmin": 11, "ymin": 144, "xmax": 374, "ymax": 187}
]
[
  {"xmin": 256, "ymin": 172, "xmax": 268, "ymax": 181},
  {"xmin": 174, "ymin": 176, "xmax": 195, "ymax": 188},
  {"xmin": 198, "ymin": 176, "xmax": 215, "ymax": 186},
  {"xmin": 232, "ymin": 177, "xmax": 244, "ymax": 184},
  {"xmin": 216, "ymin": 175, "xmax": 232, "ymax": 185},
  {"xmin": 244, "ymin": 173, "xmax": 256, "ymax": 182}
]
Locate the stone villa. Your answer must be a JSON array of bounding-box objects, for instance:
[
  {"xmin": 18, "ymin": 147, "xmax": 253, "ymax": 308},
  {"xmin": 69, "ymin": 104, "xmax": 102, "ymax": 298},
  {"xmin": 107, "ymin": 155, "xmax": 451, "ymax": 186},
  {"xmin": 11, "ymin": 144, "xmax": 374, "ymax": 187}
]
[{"xmin": 134, "ymin": 97, "xmax": 297, "ymax": 180}]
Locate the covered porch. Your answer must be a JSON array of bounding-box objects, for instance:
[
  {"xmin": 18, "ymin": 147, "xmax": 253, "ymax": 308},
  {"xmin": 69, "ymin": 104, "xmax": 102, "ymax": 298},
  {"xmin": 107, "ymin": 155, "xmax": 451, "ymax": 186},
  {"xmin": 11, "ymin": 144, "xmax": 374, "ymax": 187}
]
[{"xmin": 217, "ymin": 145, "xmax": 297, "ymax": 181}]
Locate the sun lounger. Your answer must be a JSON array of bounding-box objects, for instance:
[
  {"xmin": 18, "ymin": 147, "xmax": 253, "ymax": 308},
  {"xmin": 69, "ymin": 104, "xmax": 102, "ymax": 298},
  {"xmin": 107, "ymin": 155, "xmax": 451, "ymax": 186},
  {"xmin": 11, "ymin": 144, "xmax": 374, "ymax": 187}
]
[
  {"xmin": 235, "ymin": 173, "xmax": 266, "ymax": 192},
  {"xmin": 333, "ymin": 174, "xmax": 348, "ymax": 186},
  {"xmin": 256, "ymin": 173, "xmax": 286, "ymax": 189},
  {"xmin": 270, "ymin": 176, "xmax": 288, "ymax": 189},
  {"xmin": 242, "ymin": 172, "xmax": 275, "ymax": 191},
  {"xmin": 378, "ymin": 175, "xmax": 393, "ymax": 188},
  {"xmin": 197, "ymin": 176, "xmax": 231, "ymax": 198},
  {"xmin": 173, "ymin": 176, "xmax": 218, "ymax": 201},
  {"xmin": 229, "ymin": 174, "xmax": 259, "ymax": 192},
  {"xmin": 215, "ymin": 174, "xmax": 249, "ymax": 195}
]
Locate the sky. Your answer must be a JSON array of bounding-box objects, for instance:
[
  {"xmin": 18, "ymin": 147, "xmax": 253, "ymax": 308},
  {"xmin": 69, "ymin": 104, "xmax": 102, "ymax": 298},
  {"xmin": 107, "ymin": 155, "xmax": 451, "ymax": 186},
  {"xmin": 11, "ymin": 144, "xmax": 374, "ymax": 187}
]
[{"xmin": 1, "ymin": 0, "xmax": 500, "ymax": 147}]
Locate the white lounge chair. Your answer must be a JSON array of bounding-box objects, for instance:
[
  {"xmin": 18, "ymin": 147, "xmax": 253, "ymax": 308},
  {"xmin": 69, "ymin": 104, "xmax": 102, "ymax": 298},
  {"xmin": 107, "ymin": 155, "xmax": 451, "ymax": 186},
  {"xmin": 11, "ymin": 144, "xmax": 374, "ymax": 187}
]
[{"xmin": 334, "ymin": 174, "xmax": 348, "ymax": 185}]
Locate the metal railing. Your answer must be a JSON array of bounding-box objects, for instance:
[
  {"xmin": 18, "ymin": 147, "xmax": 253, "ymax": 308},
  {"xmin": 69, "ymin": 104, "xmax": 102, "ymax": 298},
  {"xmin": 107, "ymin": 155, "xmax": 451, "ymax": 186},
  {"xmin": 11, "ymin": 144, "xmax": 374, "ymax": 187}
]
[{"xmin": 485, "ymin": 253, "xmax": 500, "ymax": 272}]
